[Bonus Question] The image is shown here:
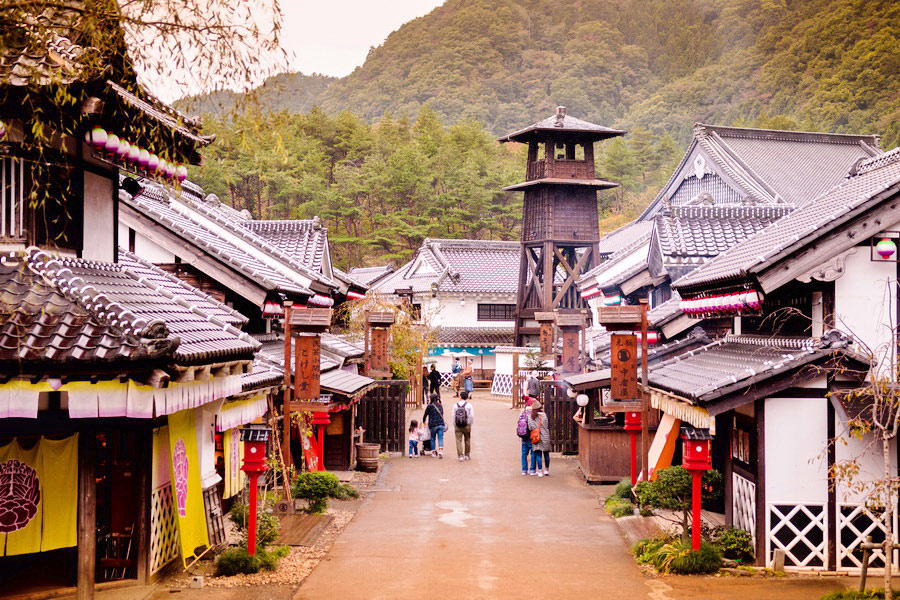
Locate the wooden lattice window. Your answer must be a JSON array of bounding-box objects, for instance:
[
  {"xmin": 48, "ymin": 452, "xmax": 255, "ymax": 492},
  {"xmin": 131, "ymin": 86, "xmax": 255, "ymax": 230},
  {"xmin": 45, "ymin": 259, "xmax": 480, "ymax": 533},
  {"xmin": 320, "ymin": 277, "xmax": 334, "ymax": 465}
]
[
  {"xmin": 477, "ymin": 304, "xmax": 516, "ymax": 321},
  {"xmin": 1, "ymin": 156, "xmax": 26, "ymax": 241}
]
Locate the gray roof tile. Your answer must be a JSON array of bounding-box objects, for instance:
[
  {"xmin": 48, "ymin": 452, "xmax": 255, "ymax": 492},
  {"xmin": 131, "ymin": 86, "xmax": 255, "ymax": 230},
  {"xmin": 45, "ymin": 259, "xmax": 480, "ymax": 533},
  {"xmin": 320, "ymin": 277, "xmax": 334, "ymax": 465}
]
[
  {"xmin": 241, "ymin": 219, "xmax": 329, "ymax": 273},
  {"xmin": 347, "ymin": 265, "xmax": 395, "ymax": 286},
  {"xmin": 656, "ymin": 205, "xmax": 793, "ymax": 258},
  {"xmin": 434, "ymin": 326, "xmax": 515, "ymax": 347},
  {"xmin": 675, "ymin": 148, "xmax": 900, "ymax": 290}
]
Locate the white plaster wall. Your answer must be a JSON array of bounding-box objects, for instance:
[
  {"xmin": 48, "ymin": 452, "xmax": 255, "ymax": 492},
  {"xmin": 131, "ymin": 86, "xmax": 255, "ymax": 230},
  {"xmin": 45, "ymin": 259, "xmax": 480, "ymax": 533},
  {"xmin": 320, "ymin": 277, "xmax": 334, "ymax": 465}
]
[
  {"xmin": 495, "ymin": 352, "xmax": 514, "ymax": 375},
  {"xmin": 425, "ymin": 295, "xmax": 516, "ymax": 329},
  {"xmin": 836, "ymin": 419, "xmax": 898, "ymax": 505},
  {"xmin": 134, "ymin": 230, "xmax": 177, "ymax": 263},
  {"xmin": 835, "ymin": 249, "xmax": 896, "ymax": 369},
  {"xmin": 765, "ymin": 397, "xmax": 828, "ymax": 504},
  {"xmin": 82, "ymin": 171, "xmax": 115, "ymax": 262},
  {"xmin": 117, "ymin": 221, "xmax": 129, "ymax": 252}
]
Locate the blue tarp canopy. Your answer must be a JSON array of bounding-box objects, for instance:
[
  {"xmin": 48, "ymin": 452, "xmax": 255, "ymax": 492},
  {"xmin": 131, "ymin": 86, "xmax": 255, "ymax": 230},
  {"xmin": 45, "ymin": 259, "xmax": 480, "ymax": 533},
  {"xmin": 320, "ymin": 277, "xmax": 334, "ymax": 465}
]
[{"xmin": 428, "ymin": 347, "xmax": 495, "ymax": 356}]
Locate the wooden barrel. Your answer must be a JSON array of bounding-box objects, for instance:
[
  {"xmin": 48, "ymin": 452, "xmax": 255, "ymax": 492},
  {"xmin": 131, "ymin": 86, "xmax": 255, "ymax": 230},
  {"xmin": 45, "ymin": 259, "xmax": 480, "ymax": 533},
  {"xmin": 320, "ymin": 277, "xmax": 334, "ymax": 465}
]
[{"xmin": 356, "ymin": 442, "xmax": 380, "ymax": 472}]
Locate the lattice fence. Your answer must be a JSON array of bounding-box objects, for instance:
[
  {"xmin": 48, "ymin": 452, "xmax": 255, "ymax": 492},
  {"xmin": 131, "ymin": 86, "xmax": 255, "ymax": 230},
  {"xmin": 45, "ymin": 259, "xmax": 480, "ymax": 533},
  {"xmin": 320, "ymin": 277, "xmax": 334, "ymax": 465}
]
[
  {"xmin": 491, "ymin": 373, "xmax": 513, "ymax": 396},
  {"xmin": 768, "ymin": 503, "xmax": 827, "ymax": 568},
  {"xmin": 439, "ymin": 372, "xmax": 454, "ymax": 388},
  {"xmin": 732, "ymin": 472, "xmax": 757, "ymax": 552},
  {"xmin": 837, "ymin": 504, "xmax": 899, "ymax": 570},
  {"xmin": 150, "ymin": 485, "xmax": 179, "ymax": 574}
]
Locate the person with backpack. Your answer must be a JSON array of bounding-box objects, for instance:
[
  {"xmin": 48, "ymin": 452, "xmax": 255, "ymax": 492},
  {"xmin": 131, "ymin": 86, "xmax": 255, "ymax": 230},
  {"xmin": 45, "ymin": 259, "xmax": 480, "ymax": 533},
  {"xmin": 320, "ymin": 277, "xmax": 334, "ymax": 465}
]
[
  {"xmin": 453, "ymin": 391, "xmax": 475, "ymax": 461},
  {"xmin": 527, "ymin": 401, "xmax": 551, "ymax": 477},
  {"xmin": 423, "ymin": 393, "xmax": 445, "ymax": 458},
  {"xmin": 517, "ymin": 403, "xmax": 532, "ymax": 475}
]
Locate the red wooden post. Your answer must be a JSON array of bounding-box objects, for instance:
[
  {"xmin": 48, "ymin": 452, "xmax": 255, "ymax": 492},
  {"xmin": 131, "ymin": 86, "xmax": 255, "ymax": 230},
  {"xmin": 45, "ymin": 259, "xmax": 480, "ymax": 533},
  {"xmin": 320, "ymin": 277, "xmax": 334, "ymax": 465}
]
[
  {"xmin": 312, "ymin": 411, "xmax": 331, "ymax": 472},
  {"xmin": 240, "ymin": 425, "xmax": 271, "ymax": 556},
  {"xmin": 624, "ymin": 410, "xmax": 641, "ymax": 485},
  {"xmin": 682, "ymin": 428, "xmax": 713, "ymax": 551}
]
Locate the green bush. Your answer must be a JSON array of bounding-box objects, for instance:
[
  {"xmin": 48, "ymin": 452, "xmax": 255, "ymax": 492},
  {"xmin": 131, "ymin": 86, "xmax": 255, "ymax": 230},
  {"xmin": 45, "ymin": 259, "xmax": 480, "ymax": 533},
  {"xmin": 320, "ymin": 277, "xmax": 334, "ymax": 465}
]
[
  {"xmin": 604, "ymin": 496, "xmax": 635, "ymax": 518},
  {"xmin": 633, "ymin": 466, "xmax": 723, "ymax": 544},
  {"xmin": 257, "ymin": 545, "xmax": 290, "ymax": 571},
  {"xmin": 215, "ymin": 546, "xmax": 261, "ymax": 576},
  {"xmin": 293, "ymin": 471, "xmax": 341, "ymax": 513},
  {"xmin": 229, "ymin": 503, "xmax": 281, "ymax": 547},
  {"xmin": 333, "ymin": 482, "xmax": 360, "ymax": 500},
  {"xmin": 710, "ymin": 526, "xmax": 754, "ymax": 563},
  {"xmin": 613, "ymin": 478, "xmax": 635, "ymax": 501},
  {"xmin": 822, "ymin": 591, "xmax": 900, "ymax": 600},
  {"xmin": 634, "ymin": 536, "xmax": 721, "ymax": 574}
]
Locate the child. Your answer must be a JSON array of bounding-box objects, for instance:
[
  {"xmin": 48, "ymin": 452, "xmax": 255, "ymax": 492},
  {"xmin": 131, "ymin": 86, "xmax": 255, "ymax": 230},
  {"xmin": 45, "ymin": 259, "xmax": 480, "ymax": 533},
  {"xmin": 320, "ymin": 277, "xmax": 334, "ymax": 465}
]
[
  {"xmin": 408, "ymin": 420, "xmax": 420, "ymax": 458},
  {"xmin": 418, "ymin": 420, "xmax": 431, "ymax": 455}
]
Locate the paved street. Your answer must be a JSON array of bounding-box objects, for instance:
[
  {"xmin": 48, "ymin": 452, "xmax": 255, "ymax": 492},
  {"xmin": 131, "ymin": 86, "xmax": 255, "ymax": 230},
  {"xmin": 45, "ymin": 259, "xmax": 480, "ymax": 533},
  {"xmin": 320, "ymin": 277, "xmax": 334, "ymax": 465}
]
[{"xmin": 296, "ymin": 393, "xmax": 649, "ymax": 599}]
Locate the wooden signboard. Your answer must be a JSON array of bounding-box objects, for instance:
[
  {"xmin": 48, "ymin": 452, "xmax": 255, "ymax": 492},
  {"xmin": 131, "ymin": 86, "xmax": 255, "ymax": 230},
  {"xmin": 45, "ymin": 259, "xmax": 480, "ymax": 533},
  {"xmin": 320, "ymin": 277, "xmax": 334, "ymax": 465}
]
[
  {"xmin": 539, "ymin": 322, "xmax": 554, "ymax": 355},
  {"xmin": 598, "ymin": 305, "xmax": 643, "ymax": 329},
  {"xmin": 561, "ymin": 328, "xmax": 580, "ymax": 373},
  {"xmin": 370, "ymin": 327, "xmax": 389, "ymax": 372},
  {"xmin": 610, "ymin": 333, "xmax": 638, "ymax": 400},
  {"xmin": 294, "ymin": 335, "xmax": 321, "ymax": 400}
]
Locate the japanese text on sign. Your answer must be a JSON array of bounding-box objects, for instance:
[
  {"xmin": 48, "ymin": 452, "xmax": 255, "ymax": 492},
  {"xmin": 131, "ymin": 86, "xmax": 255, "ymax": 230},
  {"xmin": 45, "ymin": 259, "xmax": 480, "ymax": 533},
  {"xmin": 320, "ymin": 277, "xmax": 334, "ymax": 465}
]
[
  {"xmin": 610, "ymin": 333, "xmax": 638, "ymax": 400},
  {"xmin": 294, "ymin": 335, "xmax": 321, "ymax": 399}
]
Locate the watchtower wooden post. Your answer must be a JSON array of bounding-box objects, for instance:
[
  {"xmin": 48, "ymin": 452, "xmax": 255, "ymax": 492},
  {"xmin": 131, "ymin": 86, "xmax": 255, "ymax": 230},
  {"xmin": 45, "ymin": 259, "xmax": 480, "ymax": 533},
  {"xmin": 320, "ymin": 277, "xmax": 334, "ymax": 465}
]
[{"xmin": 499, "ymin": 106, "xmax": 625, "ymax": 346}]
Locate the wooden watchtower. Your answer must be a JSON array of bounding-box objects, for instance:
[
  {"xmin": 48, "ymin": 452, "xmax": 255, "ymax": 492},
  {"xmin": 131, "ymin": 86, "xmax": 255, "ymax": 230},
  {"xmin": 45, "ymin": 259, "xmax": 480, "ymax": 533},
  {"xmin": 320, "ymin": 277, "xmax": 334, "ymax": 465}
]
[{"xmin": 499, "ymin": 107, "xmax": 625, "ymax": 346}]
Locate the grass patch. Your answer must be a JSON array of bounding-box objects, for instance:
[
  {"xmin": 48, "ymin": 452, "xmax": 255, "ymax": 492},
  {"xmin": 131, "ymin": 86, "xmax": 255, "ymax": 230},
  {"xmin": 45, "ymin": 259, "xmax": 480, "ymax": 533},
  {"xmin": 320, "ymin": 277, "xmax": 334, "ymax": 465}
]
[
  {"xmin": 215, "ymin": 545, "xmax": 291, "ymax": 576},
  {"xmin": 634, "ymin": 536, "xmax": 721, "ymax": 575},
  {"xmin": 822, "ymin": 591, "xmax": 900, "ymax": 600},
  {"xmin": 604, "ymin": 495, "xmax": 635, "ymax": 518}
]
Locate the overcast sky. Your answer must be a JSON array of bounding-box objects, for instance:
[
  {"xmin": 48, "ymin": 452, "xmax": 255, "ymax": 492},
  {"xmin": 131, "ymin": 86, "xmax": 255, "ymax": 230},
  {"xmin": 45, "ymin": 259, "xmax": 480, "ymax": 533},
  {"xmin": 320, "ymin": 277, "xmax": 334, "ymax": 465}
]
[{"xmin": 283, "ymin": 0, "xmax": 444, "ymax": 77}]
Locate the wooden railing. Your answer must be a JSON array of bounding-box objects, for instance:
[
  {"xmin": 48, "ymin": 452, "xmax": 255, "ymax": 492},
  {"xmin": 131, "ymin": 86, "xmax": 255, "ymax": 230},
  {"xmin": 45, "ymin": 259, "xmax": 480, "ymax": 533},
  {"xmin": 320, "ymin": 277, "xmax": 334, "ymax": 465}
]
[{"xmin": 525, "ymin": 158, "xmax": 593, "ymax": 181}]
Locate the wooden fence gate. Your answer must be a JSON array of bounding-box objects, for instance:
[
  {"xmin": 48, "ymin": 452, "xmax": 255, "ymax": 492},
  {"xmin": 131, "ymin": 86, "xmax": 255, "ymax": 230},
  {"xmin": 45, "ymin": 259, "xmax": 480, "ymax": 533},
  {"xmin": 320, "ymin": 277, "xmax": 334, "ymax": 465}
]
[
  {"xmin": 543, "ymin": 382, "xmax": 579, "ymax": 454},
  {"xmin": 358, "ymin": 380, "xmax": 407, "ymax": 453}
]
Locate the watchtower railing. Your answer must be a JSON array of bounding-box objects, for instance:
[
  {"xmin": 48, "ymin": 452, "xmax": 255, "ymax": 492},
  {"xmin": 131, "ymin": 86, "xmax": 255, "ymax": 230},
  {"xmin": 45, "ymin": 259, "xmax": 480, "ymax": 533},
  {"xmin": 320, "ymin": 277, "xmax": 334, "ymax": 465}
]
[{"xmin": 526, "ymin": 158, "xmax": 593, "ymax": 181}]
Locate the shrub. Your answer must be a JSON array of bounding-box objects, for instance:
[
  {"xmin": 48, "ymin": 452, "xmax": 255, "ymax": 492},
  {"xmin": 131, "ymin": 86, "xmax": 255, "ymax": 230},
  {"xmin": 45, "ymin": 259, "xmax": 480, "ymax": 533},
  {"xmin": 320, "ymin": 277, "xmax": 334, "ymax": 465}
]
[
  {"xmin": 215, "ymin": 546, "xmax": 261, "ymax": 576},
  {"xmin": 710, "ymin": 526, "xmax": 754, "ymax": 562},
  {"xmin": 635, "ymin": 536, "xmax": 721, "ymax": 574},
  {"xmin": 821, "ymin": 591, "xmax": 900, "ymax": 600},
  {"xmin": 604, "ymin": 496, "xmax": 635, "ymax": 518},
  {"xmin": 229, "ymin": 503, "xmax": 281, "ymax": 547},
  {"xmin": 633, "ymin": 466, "xmax": 723, "ymax": 544},
  {"xmin": 613, "ymin": 478, "xmax": 635, "ymax": 501},
  {"xmin": 293, "ymin": 471, "xmax": 341, "ymax": 513},
  {"xmin": 215, "ymin": 544, "xmax": 291, "ymax": 576},
  {"xmin": 333, "ymin": 483, "xmax": 360, "ymax": 500}
]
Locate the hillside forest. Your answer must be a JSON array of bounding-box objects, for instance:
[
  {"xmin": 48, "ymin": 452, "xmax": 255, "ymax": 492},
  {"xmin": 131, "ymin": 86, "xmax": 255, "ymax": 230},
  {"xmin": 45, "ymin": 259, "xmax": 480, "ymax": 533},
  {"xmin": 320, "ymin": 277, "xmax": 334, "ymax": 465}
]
[{"xmin": 187, "ymin": 0, "xmax": 899, "ymax": 270}]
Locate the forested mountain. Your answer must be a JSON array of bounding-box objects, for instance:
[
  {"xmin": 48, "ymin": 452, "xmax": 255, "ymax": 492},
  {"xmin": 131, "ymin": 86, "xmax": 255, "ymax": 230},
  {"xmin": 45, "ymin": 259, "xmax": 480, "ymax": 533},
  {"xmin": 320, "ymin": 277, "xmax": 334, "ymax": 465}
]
[
  {"xmin": 180, "ymin": 0, "xmax": 899, "ymax": 145},
  {"xmin": 184, "ymin": 0, "xmax": 899, "ymax": 269}
]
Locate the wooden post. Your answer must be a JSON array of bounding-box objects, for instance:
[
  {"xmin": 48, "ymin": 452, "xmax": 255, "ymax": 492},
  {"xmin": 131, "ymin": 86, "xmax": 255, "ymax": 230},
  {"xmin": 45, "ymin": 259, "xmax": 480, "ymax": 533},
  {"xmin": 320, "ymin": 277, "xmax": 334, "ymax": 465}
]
[
  {"xmin": 414, "ymin": 352, "xmax": 423, "ymax": 407},
  {"xmin": 77, "ymin": 431, "xmax": 97, "ymax": 600},
  {"xmin": 640, "ymin": 299, "xmax": 649, "ymax": 482},
  {"xmin": 283, "ymin": 302, "xmax": 293, "ymax": 473},
  {"xmin": 135, "ymin": 428, "xmax": 151, "ymax": 584},
  {"xmin": 512, "ymin": 352, "xmax": 520, "ymax": 408}
]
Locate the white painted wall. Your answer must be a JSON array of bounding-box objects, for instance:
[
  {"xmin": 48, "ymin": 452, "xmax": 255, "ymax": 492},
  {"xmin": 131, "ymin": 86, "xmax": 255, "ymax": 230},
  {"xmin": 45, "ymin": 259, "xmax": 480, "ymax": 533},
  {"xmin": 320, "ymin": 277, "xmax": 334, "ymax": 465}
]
[
  {"xmin": 82, "ymin": 171, "xmax": 115, "ymax": 262},
  {"xmin": 133, "ymin": 230, "xmax": 177, "ymax": 263},
  {"xmin": 423, "ymin": 294, "xmax": 516, "ymax": 329},
  {"xmin": 765, "ymin": 397, "xmax": 828, "ymax": 504},
  {"xmin": 835, "ymin": 248, "xmax": 896, "ymax": 369},
  {"xmin": 196, "ymin": 403, "xmax": 222, "ymax": 489},
  {"xmin": 836, "ymin": 418, "xmax": 898, "ymax": 505}
]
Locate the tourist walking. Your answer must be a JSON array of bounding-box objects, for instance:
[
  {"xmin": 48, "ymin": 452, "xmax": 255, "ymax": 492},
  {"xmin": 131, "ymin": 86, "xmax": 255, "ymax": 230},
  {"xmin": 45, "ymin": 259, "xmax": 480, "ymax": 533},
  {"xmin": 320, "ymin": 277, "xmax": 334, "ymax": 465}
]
[
  {"xmin": 453, "ymin": 391, "xmax": 474, "ymax": 461},
  {"xmin": 527, "ymin": 401, "xmax": 551, "ymax": 476},
  {"xmin": 463, "ymin": 358, "xmax": 475, "ymax": 394},
  {"xmin": 421, "ymin": 365, "xmax": 429, "ymax": 406},
  {"xmin": 423, "ymin": 392, "xmax": 445, "ymax": 458},
  {"xmin": 408, "ymin": 420, "xmax": 420, "ymax": 457},
  {"xmin": 451, "ymin": 358, "xmax": 462, "ymax": 397},
  {"xmin": 525, "ymin": 370, "xmax": 541, "ymax": 403},
  {"xmin": 517, "ymin": 403, "xmax": 532, "ymax": 475},
  {"xmin": 428, "ymin": 364, "xmax": 442, "ymax": 395}
]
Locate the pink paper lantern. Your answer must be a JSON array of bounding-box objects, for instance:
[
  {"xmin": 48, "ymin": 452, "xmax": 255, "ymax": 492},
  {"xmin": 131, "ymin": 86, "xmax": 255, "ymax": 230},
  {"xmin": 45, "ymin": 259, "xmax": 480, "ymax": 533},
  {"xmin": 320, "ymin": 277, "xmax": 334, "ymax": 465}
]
[
  {"xmin": 116, "ymin": 140, "xmax": 130, "ymax": 161},
  {"xmin": 128, "ymin": 145, "xmax": 140, "ymax": 164},
  {"xmin": 90, "ymin": 126, "xmax": 107, "ymax": 149},
  {"xmin": 175, "ymin": 164, "xmax": 188, "ymax": 182},
  {"xmin": 138, "ymin": 148, "xmax": 150, "ymax": 168},
  {"xmin": 147, "ymin": 153, "xmax": 159, "ymax": 172},
  {"xmin": 104, "ymin": 133, "xmax": 119, "ymax": 155}
]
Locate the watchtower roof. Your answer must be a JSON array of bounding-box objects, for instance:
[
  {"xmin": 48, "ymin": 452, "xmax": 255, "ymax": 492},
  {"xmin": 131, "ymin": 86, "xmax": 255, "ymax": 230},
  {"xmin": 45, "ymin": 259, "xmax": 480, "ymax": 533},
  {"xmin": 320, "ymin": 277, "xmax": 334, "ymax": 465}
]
[{"xmin": 498, "ymin": 106, "xmax": 626, "ymax": 144}]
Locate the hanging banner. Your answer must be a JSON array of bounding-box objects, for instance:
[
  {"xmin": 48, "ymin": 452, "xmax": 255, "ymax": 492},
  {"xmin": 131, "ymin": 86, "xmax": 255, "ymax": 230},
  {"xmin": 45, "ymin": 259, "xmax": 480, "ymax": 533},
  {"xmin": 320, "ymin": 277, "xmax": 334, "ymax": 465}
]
[
  {"xmin": 295, "ymin": 335, "xmax": 321, "ymax": 400},
  {"xmin": 0, "ymin": 435, "xmax": 78, "ymax": 556},
  {"xmin": 223, "ymin": 429, "xmax": 246, "ymax": 499},
  {"xmin": 610, "ymin": 334, "xmax": 638, "ymax": 400},
  {"xmin": 167, "ymin": 409, "xmax": 210, "ymax": 566}
]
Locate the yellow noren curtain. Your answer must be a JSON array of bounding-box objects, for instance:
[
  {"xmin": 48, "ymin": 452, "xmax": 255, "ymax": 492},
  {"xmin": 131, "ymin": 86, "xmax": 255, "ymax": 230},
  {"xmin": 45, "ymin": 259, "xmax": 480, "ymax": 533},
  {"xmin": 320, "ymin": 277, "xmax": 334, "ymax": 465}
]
[
  {"xmin": 167, "ymin": 408, "xmax": 210, "ymax": 567},
  {"xmin": 223, "ymin": 429, "xmax": 246, "ymax": 499}
]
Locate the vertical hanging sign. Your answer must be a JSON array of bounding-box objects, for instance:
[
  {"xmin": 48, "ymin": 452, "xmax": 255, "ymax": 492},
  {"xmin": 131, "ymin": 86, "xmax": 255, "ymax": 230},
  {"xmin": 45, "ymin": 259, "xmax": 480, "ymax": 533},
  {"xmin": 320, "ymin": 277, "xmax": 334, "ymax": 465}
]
[
  {"xmin": 610, "ymin": 333, "xmax": 638, "ymax": 400},
  {"xmin": 294, "ymin": 335, "xmax": 321, "ymax": 400}
]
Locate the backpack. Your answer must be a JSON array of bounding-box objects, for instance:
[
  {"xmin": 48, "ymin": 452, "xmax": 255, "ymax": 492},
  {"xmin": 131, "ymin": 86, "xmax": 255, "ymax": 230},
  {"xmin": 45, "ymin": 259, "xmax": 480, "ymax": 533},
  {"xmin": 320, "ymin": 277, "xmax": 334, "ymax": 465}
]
[
  {"xmin": 530, "ymin": 415, "xmax": 542, "ymax": 445},
  {"xmin": 454, "ymin": 402, "xmax": 469, "ymax": 427},
  {"xmin": 516, "ymin": 410, "xmax": 529, "ymax": 437}
]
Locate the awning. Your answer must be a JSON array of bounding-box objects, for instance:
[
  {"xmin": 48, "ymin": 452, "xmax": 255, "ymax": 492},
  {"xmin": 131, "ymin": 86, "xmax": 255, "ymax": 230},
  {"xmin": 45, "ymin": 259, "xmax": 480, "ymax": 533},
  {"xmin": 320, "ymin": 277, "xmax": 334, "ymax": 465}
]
[
  {"xmin": 217, "ymin": 394, "xmax": 268, "ymax": 431},
  {"xmin": 649, "ymin": 387, "xmax": 716, "ymax": 434},
  {"xmin": 428, "ymin": 347, "xmax": 495, "ymax": 356}
]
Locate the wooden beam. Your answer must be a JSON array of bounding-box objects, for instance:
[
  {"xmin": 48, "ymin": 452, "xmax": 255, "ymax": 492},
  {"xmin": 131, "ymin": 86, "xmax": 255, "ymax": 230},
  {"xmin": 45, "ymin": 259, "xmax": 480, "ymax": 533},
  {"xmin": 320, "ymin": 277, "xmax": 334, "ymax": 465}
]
[
  {"xmin": 77, "ymin": 431, "xmax": 97, "ymax": 600},
  {"xmin": 755, "ymin": 397, "xmax": 766, "ymax": 565},
  {"xmin": 135, "ymin": 428, "xmax": 151, "ymax": 584}
]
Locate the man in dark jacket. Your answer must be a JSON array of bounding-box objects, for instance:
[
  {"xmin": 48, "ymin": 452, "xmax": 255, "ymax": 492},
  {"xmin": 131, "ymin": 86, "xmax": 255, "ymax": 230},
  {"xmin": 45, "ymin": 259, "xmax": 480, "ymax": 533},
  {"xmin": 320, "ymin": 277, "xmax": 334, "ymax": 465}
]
[
  {"xmin": 428, "ymin": 364, "xmax": 442, "ymax": 395},
  {"xmin": 423, "ymin": 393, "xmax": 445, "ymax": 458}
]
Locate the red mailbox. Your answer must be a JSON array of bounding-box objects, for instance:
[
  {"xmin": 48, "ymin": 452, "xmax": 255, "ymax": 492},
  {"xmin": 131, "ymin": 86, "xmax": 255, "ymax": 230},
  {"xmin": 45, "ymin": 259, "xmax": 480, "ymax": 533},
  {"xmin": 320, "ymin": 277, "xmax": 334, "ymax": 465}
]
[
  {"xmin": 239, "ymin": 424, "xmax": 271, "ymax": 556},
  {"xmin": 624, "ymin": 410, "xmax": 641, "ymax": 485},
  {"xmin": 681, "ymin": 427, "xmax": 713, "ymax": 550}
]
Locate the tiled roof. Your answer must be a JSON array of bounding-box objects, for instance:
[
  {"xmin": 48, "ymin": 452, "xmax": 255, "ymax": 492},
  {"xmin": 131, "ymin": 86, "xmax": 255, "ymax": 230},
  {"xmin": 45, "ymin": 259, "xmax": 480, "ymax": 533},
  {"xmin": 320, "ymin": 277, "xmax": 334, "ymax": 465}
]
[
  {"xmin": 655, "ymin": 205, "xmax": 793, "ymax": 258},
  {"xmin": 332, "ymin": 268, "xmax": 368, "ymax": 291},
  {"xmin": 587, "ymin": 326, "xmax": 709, "ymax": 369},
  {"xmin": 639, "ymin": 124, "xmax": 880, "ymax": 220},
  {"xmin": 120, "ymin": 181, "xmax": 315, "ymax": 297},
  {"xmin": 0, "ymin": 5, "xmax": 84, "ymax": 86},
  {"xmin": 117, "ymin": 250, "xmax": 247, "ymax": 326},
  {"xmin": 320, "ymin": 333, "xmax": 365, "ymax": 360},
  {"xmin": 107, "ymin": 81, "xmax": 210, "ymax": 145},
  {"xmin": 241, "ymin": 218, "xmax": 329, "ymax": 273},
  {"xmin": 433, "ymin": 326, "xmax": 515, "ymax": 347},
  {"xmin": 499, "ymin": 108, "xmax": 625, "ymax": 143},
  {"xmin": 347, "ymin": 265, "xmax": 395, "ymax": 287},
  {"xmin": 675, "ymin": 148, "xmax": 900, "ymax": 290},
  {"xmin": 0, "ymin": 249, "xmax": 257, "ymax": 371},
  {"xmin": 647, "ymin": 292, "xmax": 683, "ymax": 328},
  {"xmin": 578, "ymin": 232, "xmax": 651, "ymax": 288},
  {"xmin": 375, "ymin": 239, "xmax": 520, "ymax": 295},
  {"xmin": 0, "ymin": 254, "xmax": 151, "ymax": 368},
  {"xmin": 598, "ymin": 222, "xmax": 654, "ymax": 257},
  {"xmin": 648, "ymin": 334, "xmax": 858, "ymax": 403}
]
